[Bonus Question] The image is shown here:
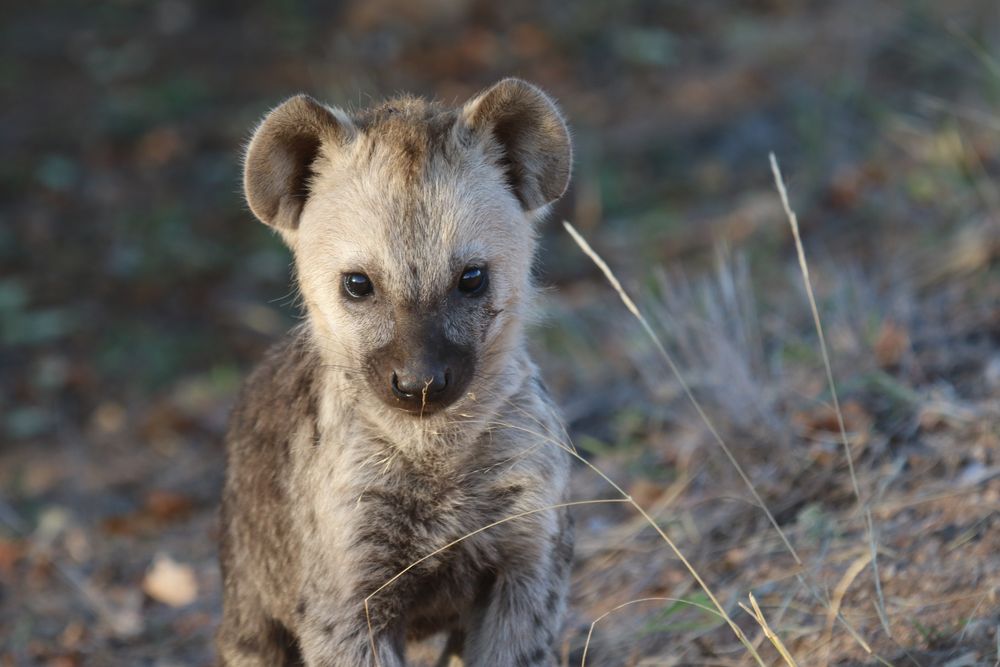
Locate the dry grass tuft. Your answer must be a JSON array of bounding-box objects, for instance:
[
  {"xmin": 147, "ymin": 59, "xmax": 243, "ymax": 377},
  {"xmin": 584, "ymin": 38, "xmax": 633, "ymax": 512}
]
[{"xmin": 547, "ymin": 157, "xmax": 999, "ymax": 665}]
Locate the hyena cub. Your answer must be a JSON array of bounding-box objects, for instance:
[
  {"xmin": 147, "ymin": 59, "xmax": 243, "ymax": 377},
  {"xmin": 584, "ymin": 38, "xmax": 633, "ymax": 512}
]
[{"xmin": 217, "ymin": 79, "xmax": 574, "ymax": 666}]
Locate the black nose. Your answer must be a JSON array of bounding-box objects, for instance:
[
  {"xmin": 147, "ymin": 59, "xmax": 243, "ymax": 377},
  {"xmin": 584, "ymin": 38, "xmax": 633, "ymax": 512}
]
[{"xmin": 391, "ymin": 367, "xmax": 449, "ymax": 401}]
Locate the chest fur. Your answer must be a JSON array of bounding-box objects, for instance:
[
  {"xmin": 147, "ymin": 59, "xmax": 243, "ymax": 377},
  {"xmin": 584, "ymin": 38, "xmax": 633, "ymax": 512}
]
[
  {"xmin": 291, "ymin": 429, "xmax": 525, "ymax": 629},
  {"xmin": 294, "ymin": 425, "xmax": 526, "ymax": 569}
]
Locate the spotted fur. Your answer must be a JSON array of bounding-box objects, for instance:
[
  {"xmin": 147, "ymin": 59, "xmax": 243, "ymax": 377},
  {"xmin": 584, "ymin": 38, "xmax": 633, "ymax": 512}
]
[{"xmin": 217, "ymin": 79, "xmax": 573, "ymax": 667}]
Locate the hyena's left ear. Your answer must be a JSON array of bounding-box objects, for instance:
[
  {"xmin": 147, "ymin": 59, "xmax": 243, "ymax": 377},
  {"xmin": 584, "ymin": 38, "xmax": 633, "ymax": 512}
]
[
  {"xmin": 244, "ymin": 95, "xmax": 353, "ymax": 230},
  {"xmin": 461, "ymin": 78, "xmax": 572, "ymax": 212}
]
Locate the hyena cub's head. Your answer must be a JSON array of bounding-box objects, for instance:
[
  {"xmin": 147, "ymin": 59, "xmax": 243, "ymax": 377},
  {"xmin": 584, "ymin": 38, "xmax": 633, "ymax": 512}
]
[{"xmin": 243, "ymin": 79, "xmax": 571, "ymax": 417}]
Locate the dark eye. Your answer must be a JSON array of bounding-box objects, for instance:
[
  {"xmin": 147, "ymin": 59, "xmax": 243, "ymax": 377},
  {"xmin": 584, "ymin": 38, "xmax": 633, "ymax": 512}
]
[
  {"xmin": 343, "ymin": 273, "xmax": 374, "ymax": 299},
  {"xmin": 458, "ymin": 266, "xmax": 487, "ymax": 295}
]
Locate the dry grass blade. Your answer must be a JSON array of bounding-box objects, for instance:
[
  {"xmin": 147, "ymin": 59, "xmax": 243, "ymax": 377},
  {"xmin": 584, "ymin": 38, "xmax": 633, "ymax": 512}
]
[
  {"xmin": 768, "ymin": 152, "xmax": 893, "ymax": 640},
  {"xmin": 740, "ymin": 593, "xmax": 799, "ymax": 667},
  {"xmin": 866, "ymin": 510, "xmax": 892, "ymax": 637},
  {"xmin": 767, "ymin": 154, "xmax": 862, "ymax": 503},
  {"xmin": 823, "ymin": 552, "xmax": 873, "ymax": 666},
  {"xmin": 581, "ymin": 597, "xmax": 724, "ymax": 667}
]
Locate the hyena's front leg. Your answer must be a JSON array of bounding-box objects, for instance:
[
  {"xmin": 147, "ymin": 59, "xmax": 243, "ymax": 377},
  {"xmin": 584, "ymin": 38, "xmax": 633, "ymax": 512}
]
[
  {"xmin": 295, "ymin": 576, "xmax": 407, "ymax": 667},
  {"xmin": 464, "ymin": 512, "xmax": 574, "ymax": 667},
  {"xmin": 295, "ymin": 596, "xmax": 407, "ymax": 667},
  {"xmin": 216, "ymin": 589, "xmax": 302, "ymax": 667}
]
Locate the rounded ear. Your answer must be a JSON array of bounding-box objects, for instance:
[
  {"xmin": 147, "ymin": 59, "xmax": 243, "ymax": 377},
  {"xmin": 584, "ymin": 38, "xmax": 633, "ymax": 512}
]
[
  {"xmin": 461, "ymin": 78, "xmax": 572, "ymax": 212},
  {"xmin": 244, "ymin": 94, "xmax": 351, "ymax": 229}
]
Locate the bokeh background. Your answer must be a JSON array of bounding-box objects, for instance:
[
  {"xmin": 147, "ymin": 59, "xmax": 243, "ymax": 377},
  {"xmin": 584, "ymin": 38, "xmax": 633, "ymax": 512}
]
[{"xmin": 2, "ymin": 1, "xmax": 999, "ymax": 665}]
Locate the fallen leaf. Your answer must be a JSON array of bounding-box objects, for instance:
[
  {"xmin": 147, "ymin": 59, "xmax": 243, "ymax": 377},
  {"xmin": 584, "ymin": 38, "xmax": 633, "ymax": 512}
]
[
  {"xmin": 143, "ymin": 554, "xmax": 198, "ymax": 607},
  {"xmin": 0, "ymin": 538, "xmax": 22, "ymax": 576},
  {"xmin": 58, "ymin": 622, "xmax": 85, "ymax": 649},
  {"xmin": 44, "ymin": 656, "xmax": 80, "ymax": 667},
  {"xmin": 874, "ymin": 319, "xmax": 910, "ymax": 367},
  {"xmin": 144, "ymin": 490, "xmax": 195, "ymax": 522},
  {"xmin": 101, "ymin": 490, "xmax": 195, "ymax": 536},
  {"xmin": 91, "ymin": 402, "xmax": 126, "ymax": 435},
  {"xmin": 627, "ymin": 478, "xmax": 664, "ymax": 507},
  {"xmin": 795, "ymin": 400, "xmax": 873, "ymax": 442},
  {"xmin": 135, "ymin": 125, "xmax": 183, "ymax": 167}
]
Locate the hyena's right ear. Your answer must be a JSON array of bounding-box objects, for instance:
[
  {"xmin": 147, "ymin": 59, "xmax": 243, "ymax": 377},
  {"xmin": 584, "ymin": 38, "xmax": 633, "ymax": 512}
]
[
  {"xmin": 244, "ymin": 95, "xmax": 353, "ymax": 230},
  {"xmin": 461, "ymin": 78, "xmax": 572, "ymax": 212}
]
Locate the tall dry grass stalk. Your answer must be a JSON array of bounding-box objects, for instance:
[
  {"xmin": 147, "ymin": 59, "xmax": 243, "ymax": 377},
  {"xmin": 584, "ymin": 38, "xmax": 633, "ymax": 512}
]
[
  {"xmin": 769, "ymin": 153, "xmax": 893, "ymax": 644},
  {"xmin": 740, "ymin": 592, "xmax": 799, "ymax": 667}
]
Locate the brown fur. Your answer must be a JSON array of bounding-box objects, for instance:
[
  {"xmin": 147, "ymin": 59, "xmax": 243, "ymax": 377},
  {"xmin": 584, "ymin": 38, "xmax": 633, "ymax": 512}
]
[{"xmin": 218, "ymin": 79, "xmax": 573, "ymax": 667}]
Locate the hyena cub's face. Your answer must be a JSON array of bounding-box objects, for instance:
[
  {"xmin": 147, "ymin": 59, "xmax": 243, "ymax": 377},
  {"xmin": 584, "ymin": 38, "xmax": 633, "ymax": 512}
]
[{"xmin": 243, "ymin": 79, "xmax": 571, "ymax": 416}]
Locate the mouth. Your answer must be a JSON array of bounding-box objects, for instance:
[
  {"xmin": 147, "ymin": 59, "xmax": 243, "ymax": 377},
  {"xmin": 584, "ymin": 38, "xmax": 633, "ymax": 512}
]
[
  {"xmin": 393, "ymin": 400, "xmax": 449, "ymax": 417},
  {"xmin": 385, "ymin": 384, "xmax": 464, "ymax": 417}
]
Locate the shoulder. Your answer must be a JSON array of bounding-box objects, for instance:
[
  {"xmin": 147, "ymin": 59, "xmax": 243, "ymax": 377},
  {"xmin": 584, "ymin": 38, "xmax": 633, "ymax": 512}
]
[
  {"xmin": 491, "ymin": 366, "xmax": 572, "ymax": 476},
  {"xmin": 227, "ymin": 324, "xmax": 322, "ymax": 441}
]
